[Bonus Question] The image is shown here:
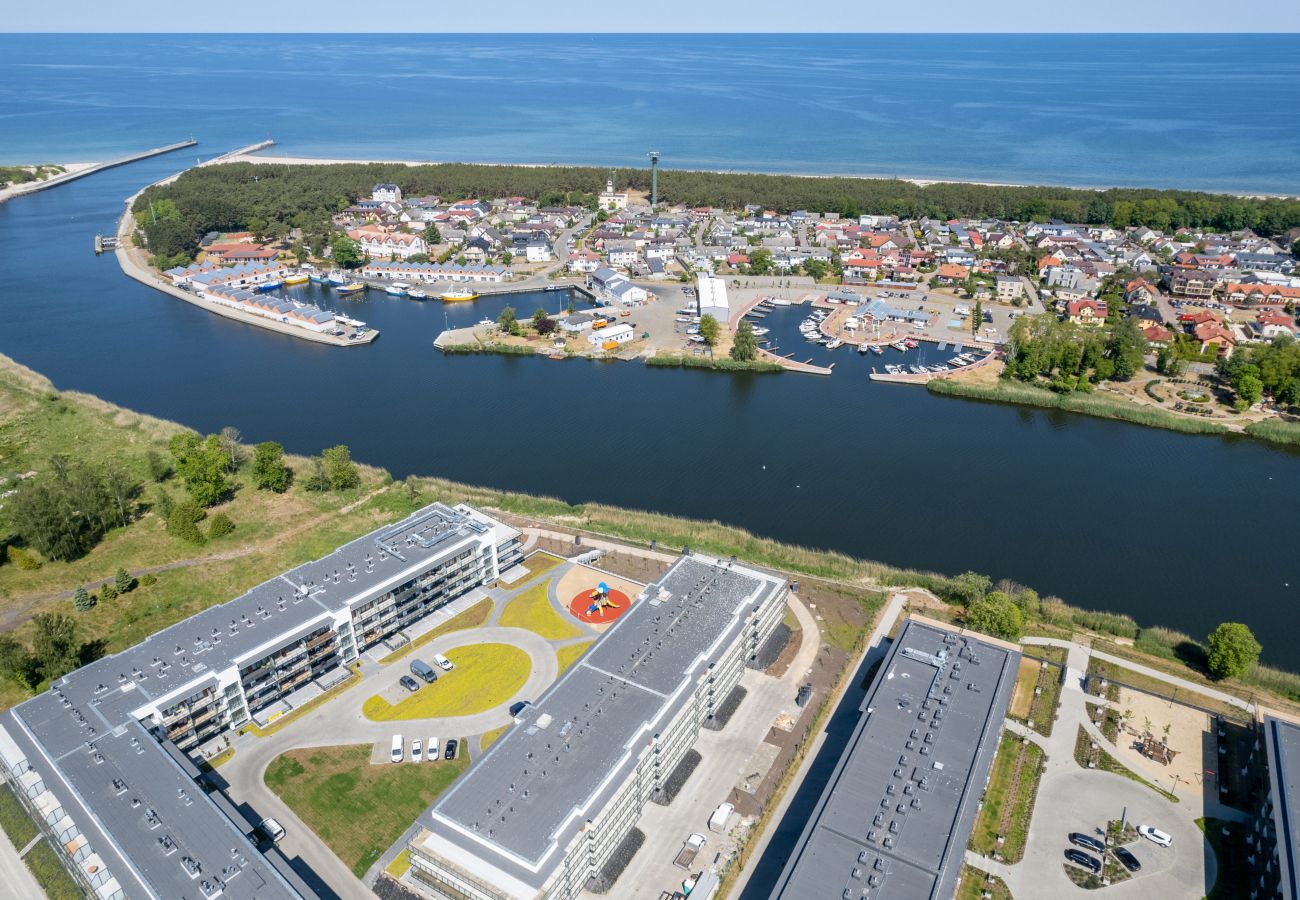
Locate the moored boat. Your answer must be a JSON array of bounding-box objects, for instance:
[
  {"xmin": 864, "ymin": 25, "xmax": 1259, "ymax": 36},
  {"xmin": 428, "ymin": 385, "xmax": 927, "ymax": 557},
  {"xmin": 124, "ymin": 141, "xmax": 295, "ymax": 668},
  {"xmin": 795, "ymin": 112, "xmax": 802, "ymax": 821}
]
[
  {"xmin": 408, "ymin": 289, "xmax": 428, "ymax": 300},
  {"xmin": 385, "ymin": 281, "xmax": 410, "ymax": 296},
  {"xmin": 441, "ymin": 288, "xmax": 479, "ymax": 302},
  {"xmin": 282, "ymin": 274, "xmax": 309, "ymax": 286},
  {"xmin": 869, "ymin": 345, "xmax": 884, "ymax": 356},
  {"xmin": 256, "ymin": 280, "xmax": 281, "ymax": 292},
  {"xmin": 327, "ymin": 271, "xmax": 347, "ymax": 286},
  {"xmin": 336, "ymin": 282, "xmax": 366, "ymax": 295}
]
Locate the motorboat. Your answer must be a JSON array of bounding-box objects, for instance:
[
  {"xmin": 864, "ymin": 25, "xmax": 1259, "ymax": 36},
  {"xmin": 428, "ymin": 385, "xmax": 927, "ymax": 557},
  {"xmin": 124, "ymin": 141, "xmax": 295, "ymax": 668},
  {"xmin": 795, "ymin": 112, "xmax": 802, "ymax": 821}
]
[
  {"xmin": 385, "ymin": 281, "xmax": 411, "ymax": 296},
  {"xmin": 408, "ymin": 289, "xmax": 428, "ymax": 300},
  {"xmin": 282, "ymin": 274, "xmax": 309, "ymax": 286},
  {"xmin": 335, "ymin": 282, "xmax": 366, "ymax": 295},
  {"xmin": 442, "ymin": 289, "xmax": 479, "ymax": 302}
]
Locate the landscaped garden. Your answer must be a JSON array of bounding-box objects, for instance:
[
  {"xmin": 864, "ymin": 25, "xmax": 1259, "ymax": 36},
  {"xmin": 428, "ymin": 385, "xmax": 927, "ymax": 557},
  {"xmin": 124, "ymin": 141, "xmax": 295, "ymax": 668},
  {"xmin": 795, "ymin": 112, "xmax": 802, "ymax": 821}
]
[
  {"xmin": 363, "ymin": 643, "xmax": 530, "ymax": 721},
  {"xmin": 969, "ymin": 734, "xmax": 1045, "ymax": 863},
  {"xmin": 264, "ymin": 744, "xmax": 467, "ymax": 878},
  {"xmin": 557, "ymin": 640, "xmax": 593, "ymax": 674}
]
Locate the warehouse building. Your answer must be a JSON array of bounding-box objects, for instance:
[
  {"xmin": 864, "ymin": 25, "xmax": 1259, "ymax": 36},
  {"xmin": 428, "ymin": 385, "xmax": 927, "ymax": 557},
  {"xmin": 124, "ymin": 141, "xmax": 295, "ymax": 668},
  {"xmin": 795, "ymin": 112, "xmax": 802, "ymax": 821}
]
[
  {"xmin": 770, "ymin": 617, "xmax": 1019, "ymax": 900},
  {"xmin": 696, "ymin": 274, "xmax": 730, "ymax": 322},
  {"xmin": 406, "ymin": 553, "xmax": 788, "ymax": 900},
  {"xmin": 0, "ymin": 503, "xmax": 521, "ymax": 900}
]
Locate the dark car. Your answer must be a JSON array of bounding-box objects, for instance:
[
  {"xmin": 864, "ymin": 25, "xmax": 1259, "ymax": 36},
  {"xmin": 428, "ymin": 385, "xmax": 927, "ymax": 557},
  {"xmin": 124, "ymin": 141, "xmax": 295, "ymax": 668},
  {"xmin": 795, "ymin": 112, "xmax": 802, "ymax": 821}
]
[
  {"xmin": 1112, "ymin": 846, "xmax": 1141, "ymax": 872},
  {"xmin": 399, "ymin": 675, "xmax": 420, "ymax": 692},
  {"xmin": 1069, "ymin": 832, "xmax": 1105, "ymax": 853},
  {"xmin": 444, "ymin": 739, "xmax": 458, "ymax": 760},
  {"xmin": 509, "ymin": 700, "xmax": 531, "ymax": 717},
  {"xmin": 1065, "ymin": 849, "xmax": 1101, "ymax": 873}
]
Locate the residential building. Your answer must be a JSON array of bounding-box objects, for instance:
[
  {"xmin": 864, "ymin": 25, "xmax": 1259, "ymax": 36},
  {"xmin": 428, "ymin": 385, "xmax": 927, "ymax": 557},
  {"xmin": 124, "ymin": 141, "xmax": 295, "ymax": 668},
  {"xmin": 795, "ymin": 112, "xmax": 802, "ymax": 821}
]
[
  {"xmin": 0, "ymin": 503, "xmax": 521, "ymax": 900},
  {"xmin": 586, "ymin": 323, "xmax": 635, "ymax": 347},
  {"xmin": 770, "ymin": 617, "xmax": 1019, "ymax": 900},
  {"xmin": 1067, "ymin": 298, "xmax": 1108, "ymax": 326},
  {"xmin": 372, "ymin": 183, "xmax": 403, "ymax": 203},
  {"xmin": 1166, "ymin": 269, "xmax": 1217, "ymax": 300},
  {"xmin": 1195, "ymin": 320, "xmax": 1237, "ymax": 357},
  {"xmin": 407, "ymin": 554, "xmax": 787, "ymax": 900},
  {"xmin": 347, "ymin": 227, "xmax": 428, "ymax": 260},
  {"xmin": 598, "ymin": 177, "xmax": 628, "ymax": 211},
  {"xmin": 995, "ymin": 275, "xmax": 1023, "ymax": 301},
  {"xmin": 591, "ymin": 268, "xmax": 648, "ymax": 306},
  {"xmin": 1224, "ymin": 283, "xmax": 1300, "ymax": 306}
]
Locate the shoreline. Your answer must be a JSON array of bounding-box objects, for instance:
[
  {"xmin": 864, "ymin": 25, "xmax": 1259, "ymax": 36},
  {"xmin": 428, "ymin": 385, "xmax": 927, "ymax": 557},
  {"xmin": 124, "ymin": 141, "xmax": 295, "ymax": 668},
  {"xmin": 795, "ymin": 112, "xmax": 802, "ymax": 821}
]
[
  {"xmin": 221, "ymin": 151, "xmax": 1300, "ymax": 200},
  {"xmin": 0, "ymin": 162, "xmax": 96, "ymax": 205}
]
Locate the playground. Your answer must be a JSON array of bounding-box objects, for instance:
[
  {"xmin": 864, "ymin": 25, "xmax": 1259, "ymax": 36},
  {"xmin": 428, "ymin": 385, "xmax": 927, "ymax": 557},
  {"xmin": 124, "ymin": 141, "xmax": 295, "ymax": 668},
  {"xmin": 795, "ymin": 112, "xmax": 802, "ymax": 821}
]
[{"xmin": 555, "ymin": 563, "xmax": 640, "ymax": 630}]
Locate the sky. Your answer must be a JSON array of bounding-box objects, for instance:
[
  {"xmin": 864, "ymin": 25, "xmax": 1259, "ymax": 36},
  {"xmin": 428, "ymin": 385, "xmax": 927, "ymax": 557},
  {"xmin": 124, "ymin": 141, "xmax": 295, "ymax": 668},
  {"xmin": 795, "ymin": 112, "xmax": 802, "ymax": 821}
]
[{"xmin": 5, "ymin": 0, "xmax": 1300, "ymax": 32}]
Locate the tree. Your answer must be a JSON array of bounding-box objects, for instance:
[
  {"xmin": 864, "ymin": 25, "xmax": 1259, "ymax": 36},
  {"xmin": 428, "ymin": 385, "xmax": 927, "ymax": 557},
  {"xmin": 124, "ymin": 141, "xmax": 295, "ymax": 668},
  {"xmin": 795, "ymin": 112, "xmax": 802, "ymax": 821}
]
[
  {"xmin": 102, "ymin": 463, "xmax": 140, "ymax": 528},
  {"xmin": 31, "ymin": 613, "xmax": 80, "ymax": 681},
  {"xmin": 114, "ymin": 568, "xmax": 134, "ymax": 594},
  {"xmin": 331, "ymin": 233, "xmax": 363, "ymax": 269},
  {"xmin": 321, "ymin": 445, "xmax": 360, "ymax": 491},
  {"xmin": 803, "ymin": 259, "xmax": 829, "ymax": 281},
  {"xmin": 207, "ymin": 512, "xmax": 235, "ymax": 540},
  {"xmin": 1206, "ymin": 622, "xmax": 1261, "ymax": 680},
  {"xmin": 72, "ymin": 585, "xmax": 95, "ymax": 611},
  {"xmin": 498, "ymin": 306, "xmax": 519, "ymax": 335},
  {"xmin": 532, "ymin": 308, "xmax": 549, "ymax": 329},
  {"xmin": 748, "ymin": 248, "xmax": 773, "ymax": 275},
  {"xmin": 7, "ymin": 457, "xmax": 115, "ymax": 561},
  {"xmin": 0, "ymin": 635, "xmax": 37, "ymax": 690},
  {"xmin": 1236, "ymin": 373, "xmax": 1264, "ymax": 408},
  {"xmin": 971, "ymin": 300, "xmax": 983, "ymax": 338},
  {"xmin": 168, "ymin": 432, "xmax": 233, "ymax": 507},
  {"xmin": 535, "ymin": 315, "xmax": 558, "ymax": 336},
  {"xmin": 218, "ymin": 426, "xmax": 243, "ymax": 469},
  {"xmin": 251, "ymin": 441, "xmax": 292, "ymax": 492},
  {"xmin": 698, "ymin": 314, "xmax": 720, "ymax": 347},
  {"xmin": 146, "ymin": 449, "xmax": 171, "ymax": 482},
  {"xmin": 730, "ymin": 319, "xmax": 758, "ymax": 362},
  {"xmin": 945, "ymin": 571, "xmax": 992, "ymax": 606},
  {"xmin": 965, "ymin": 591, "xmax": 1024, "ymax": 641},
  {"xmin": 100, "ymin": 583, "xmax": 117, "ymax": 603}
]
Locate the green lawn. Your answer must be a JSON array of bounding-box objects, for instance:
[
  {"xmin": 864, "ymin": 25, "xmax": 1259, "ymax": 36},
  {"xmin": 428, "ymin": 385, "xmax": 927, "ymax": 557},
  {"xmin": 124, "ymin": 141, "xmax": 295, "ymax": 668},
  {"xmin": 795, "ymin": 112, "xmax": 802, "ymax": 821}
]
[
  {"xmin": 363, "ymin": 644, "xmax": 530, "ymax": 721},
  {"xmin": 265, "ymin": 744, "xmax": 468, "ymax": 878},
  {"xmin": 556, "ymin": 640, "xmax": 593, "ymax": 674},
  {"xmin": 23, "ymin": 841, "xmax": 83, "ymax": 900},
  {"xmin": 969, "ymin": 734, "xmax": 1044, "ymax": 863},
  {"xmin": 0, "ymin": 784, "xmax": 38, "ymax": 848},
  {"xmin": 499, "ymin": 581, "xmax": 582, "ymax": 640},
  {"xmin": 519, "ymin": 551, "xmax": 565, "ymax": 579},
  {"xmin": 479, "ymin": 724, "xmax": 511, "ymax": 751},
  {"xmin": 956, "ymin": 865, "xmax": 1012, "ymax": 900}
]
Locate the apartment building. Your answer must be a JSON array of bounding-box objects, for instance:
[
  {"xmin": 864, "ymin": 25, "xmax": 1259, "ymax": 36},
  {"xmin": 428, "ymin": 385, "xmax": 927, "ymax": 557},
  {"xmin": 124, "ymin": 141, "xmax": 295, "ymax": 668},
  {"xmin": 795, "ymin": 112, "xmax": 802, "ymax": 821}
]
[
  {"xmin": 0, "ymin": 503, "xmax": 521, "ymax": 900},
  {"xmin": 406, "ymin": 553, "xmax": 787, "ymax": 900}
]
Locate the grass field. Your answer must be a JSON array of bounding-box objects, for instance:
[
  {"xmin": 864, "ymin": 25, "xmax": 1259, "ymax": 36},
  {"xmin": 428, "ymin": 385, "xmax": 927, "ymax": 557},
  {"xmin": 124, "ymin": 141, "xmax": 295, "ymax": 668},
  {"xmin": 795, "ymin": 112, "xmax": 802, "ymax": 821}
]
[
  {"xmin": 479, "ymin": 724, "xmax": 511, "ymax": 751},
  {"xmin": 956, "ymin": 865, "xmax": 1012, "ymax": 900},
  {"xmin": 363, "ymin": 644, "xmax": 530, "ymax": 721},
  {"xmin": 519, "ymin": 551, "xmax": 565, "ymax": 579},
  {"xmin": 557, "ymin": 640, "xmax": 593, "ymax": 674},
  {"xmin": 1008, "ymin": 657, "xmax": 1039, "ymax": 720},
  {"xmin": 380, "ymin": 598, "xmax": 492, "ymax": 663},
  {"xmin": 969, "ymin": 734, "xmax": 1044, "ymax": 863},
  {"xmin": 264, "ymin": 744, "xmax": 467, "ymax": 878},
  {"xmin": 499, "ymin": 581, "xmax": 582, "ymax": 640}
]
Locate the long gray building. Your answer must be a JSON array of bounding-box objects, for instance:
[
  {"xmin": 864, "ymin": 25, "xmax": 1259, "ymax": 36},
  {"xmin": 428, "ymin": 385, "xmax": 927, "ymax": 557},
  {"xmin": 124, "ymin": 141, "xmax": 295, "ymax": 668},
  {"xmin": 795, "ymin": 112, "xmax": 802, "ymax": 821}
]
[
  {"xmin": 1261, "ymin": 711, "xmax": 1300, "ymax": 898},
  {"xmin": 0, "ymin": 502, "xmax": 521, "ymax": 900},
  {"xmin": 770, "ymin": 617, "xmax": 1019, "ymax": 900},
  {"xmin": 407, "ymin": 553, "xmax": 787, "ymax": 900}
]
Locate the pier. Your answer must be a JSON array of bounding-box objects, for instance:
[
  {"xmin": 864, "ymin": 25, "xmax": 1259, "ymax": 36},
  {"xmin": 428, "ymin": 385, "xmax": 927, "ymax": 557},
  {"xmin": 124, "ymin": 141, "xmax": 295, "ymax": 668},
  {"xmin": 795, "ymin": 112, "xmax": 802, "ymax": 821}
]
[{"xmin": 4, "ymin": 139, "xmax": 199, "ymax": 200}]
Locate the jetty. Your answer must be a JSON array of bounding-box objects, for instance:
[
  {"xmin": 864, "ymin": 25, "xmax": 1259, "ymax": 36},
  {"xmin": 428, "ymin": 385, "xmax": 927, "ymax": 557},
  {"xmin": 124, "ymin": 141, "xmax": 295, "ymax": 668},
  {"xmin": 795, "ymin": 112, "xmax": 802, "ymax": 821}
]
[{"xmin": 3, "ymin": 139, "xmax": 198, "ymax": 201}]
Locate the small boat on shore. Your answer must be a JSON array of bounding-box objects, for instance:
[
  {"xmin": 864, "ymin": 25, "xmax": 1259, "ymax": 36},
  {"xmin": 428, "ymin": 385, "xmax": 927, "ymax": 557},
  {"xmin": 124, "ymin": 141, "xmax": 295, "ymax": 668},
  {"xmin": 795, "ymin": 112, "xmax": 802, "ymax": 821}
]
[
  {"xmin": 408, "ymin": 289, "xmax": 427, "ymax": 300},
  {"xmin": 442, "ymin": 288, "xmax": 479, "ymax": 302},
  {"xmin": 385, "ymin": 281, "xmax": 410, "ymax": 296},
  {"xmin": 283, "ymin": 274, "xmax": 310, "ymax": 286},
  {"xmin": 336, "ymin": 282, "xmax": 366, "ymax": 295}
]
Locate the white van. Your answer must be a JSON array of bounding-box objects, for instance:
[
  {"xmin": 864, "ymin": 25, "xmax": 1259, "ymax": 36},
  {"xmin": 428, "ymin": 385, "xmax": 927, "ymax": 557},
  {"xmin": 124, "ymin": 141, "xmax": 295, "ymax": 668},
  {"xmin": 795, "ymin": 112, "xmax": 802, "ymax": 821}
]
[
  {"xmin": 708, "ymin": 801, "xmax": 734, "ymax": 832},
  {"xmin": 390, "ymin": 734, "xmax": 403, "ymax": 763},
  {"xmin": 428, "ymin": 737, "xmax": 438, "ymax": 762},
  {"xmin": 411, "ymin": 739, "xmax": 422, "ymax": 762},
  {"xmin": 433, "ymin": 653, "xmax": 455, "ymax": 672}
]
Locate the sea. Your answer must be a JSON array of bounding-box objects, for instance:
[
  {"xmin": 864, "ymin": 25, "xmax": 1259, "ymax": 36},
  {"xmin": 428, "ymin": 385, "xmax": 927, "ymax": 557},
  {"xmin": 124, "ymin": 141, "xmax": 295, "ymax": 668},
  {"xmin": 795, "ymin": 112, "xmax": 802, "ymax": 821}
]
[
  {"xmin": 0, "ymin": 33, "xmax": 1298, "ymax": 670},
  {"xmin": 2, "ymin": 33, "xmax": 1300, "ymax": 194}
]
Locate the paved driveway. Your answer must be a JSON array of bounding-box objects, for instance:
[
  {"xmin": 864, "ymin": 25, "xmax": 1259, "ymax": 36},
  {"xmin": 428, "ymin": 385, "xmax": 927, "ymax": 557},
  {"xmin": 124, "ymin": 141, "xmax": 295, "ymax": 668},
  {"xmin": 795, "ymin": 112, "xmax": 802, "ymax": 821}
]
[{"xmin": 1020, "ymin": 766, "xmax": 1211, "ymax": 898}]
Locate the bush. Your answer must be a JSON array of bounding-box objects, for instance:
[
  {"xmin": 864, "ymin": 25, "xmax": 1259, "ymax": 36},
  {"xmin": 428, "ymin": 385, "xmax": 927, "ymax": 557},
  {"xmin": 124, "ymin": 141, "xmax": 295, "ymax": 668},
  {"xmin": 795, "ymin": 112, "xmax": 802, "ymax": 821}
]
[
  {"xmin": 166, "ymin": 506, "xmax": 206, "ymax": 545},
  {"xmin": 100, "ymin": 583, "xmax": 117, "ymax": 603},
  {"xmin": 1134, "ymin": 626, "xmax": 1198, "ymax": 661},
  {"xmin": 207, "ymin": 513, "xmax": 235, "ymax": 540},
  {"xmin": 139, "ymin": 573, "xmax": 158, "ymax": 588},
  {"xmin": 72, "ymin": 586, "xmax": 95, "ymax": 612},
  {"xmin": 1070, "ymin": 608, "xmax": 1139, "ymax": 639},
  {"xmin": 965, "ymin": 591, "xmax": 1024, "ymax": 641},
  {"xmin": 6, "ymin": 546, "xmax": 42, "ymax": 570}
]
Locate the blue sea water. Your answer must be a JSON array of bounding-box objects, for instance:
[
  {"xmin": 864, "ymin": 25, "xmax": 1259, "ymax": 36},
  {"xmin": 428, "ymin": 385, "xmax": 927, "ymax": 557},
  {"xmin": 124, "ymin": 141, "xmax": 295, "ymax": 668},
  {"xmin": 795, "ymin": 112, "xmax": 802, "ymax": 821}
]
[{"xmin": 2, "ymin": 33, "xmax": 1299, "ymax": 194}]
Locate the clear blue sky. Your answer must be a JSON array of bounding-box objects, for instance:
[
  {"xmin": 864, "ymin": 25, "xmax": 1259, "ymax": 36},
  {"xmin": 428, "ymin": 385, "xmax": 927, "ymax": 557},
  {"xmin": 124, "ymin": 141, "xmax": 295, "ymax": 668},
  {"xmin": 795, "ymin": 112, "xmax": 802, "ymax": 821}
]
[{"xmin": 6, "ymin": 0, "xmax": 1300, "ymax": 32}]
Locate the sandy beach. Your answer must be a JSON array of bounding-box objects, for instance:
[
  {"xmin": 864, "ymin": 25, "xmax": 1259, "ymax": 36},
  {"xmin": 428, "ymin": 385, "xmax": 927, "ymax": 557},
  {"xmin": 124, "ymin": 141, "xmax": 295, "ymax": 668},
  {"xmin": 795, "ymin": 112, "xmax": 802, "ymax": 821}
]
[{"xmin": 0, "ymin": 162, "xmax": 96, "ymax": 205}]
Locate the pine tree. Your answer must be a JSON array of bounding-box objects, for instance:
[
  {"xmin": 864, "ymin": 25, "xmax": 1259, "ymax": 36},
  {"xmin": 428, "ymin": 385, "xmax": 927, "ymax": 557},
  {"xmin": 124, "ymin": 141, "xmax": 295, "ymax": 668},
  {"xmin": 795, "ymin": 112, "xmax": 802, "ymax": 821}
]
[
  {"xmin": 72, "ymin": 586, "xmax": 95, "ymax": 612},
  {"xmin": 114, "ymin": 567, "xmax": 134, "ymax": 594}
]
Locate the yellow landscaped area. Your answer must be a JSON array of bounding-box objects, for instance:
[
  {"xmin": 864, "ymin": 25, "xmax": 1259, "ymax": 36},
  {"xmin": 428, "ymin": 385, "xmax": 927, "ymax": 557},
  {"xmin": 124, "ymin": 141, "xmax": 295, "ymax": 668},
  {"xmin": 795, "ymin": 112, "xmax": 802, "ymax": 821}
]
[
  {"xmin": 499, "ymin": 581, "xmax": 583, "ymax": 640},
  {"xmin": 556, "ymin": 640, "xmax": 593, "ymax": 674},
  {"xmin": 520, "ymin": 551, "xmax": 565, "ymax": 579},
  {"xmin": 362, "ymin": 643, "xmax": 531, "ymax": 721}
]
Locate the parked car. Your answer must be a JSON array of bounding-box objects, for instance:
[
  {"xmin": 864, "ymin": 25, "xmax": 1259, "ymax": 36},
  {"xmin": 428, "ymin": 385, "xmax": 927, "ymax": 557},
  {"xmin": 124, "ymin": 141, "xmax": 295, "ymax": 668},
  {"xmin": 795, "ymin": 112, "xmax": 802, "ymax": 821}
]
[
  {"xmin": 410, "ymin": 659, "xmax": 438, "ymax": 683},
  {"xmin": 445, "ymin": 738, "xmax": 458, "ymax": 760},
  {"xmin": 509, "ymin": 700, "xmax": 531, "ymax": 717},
  {"xmin": 399, "ymin": 675, "xmax": 420, "ymax": 692},
  {"xmin": 1069, "ymin": 832, "xmax": 1105, "ymax": 853},
  {"xmin": 1065, "ymin": 849, "xmax": 1101, "ymax": 873},
  {"xmin": 1138, "ymin": 825, "xmax": 1172, "ymax": 847},
  {"xmin": 390, "ymin": 734, "xmax": 403, "ymax": 763},
  {"xmin": 257, "ymin": 817, "xmax": 285, "ymax": 844},
  {"xmin": 1112, "ymin": 846, "xmax": 1141, "ymax": 872},
  {"xmin": 433, "ymin": 653, "xmax": 455, "ymax": 672},
  {"xmin": 411, "ymin": 739, "xmax": 423, "ymax": 762}
]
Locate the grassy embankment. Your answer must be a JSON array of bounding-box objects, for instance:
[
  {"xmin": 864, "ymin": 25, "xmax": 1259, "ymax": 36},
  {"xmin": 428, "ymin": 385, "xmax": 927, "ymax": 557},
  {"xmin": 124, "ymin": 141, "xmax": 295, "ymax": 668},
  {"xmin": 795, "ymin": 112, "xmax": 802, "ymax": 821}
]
[
  {"xmin": 930, "ymin": 375, "xmax": 1300, "ymax": 448},
  {"xmin": 646, "ymin": 353, "xmax": 784, "ymax": 373},
  {"xmin": 264, "ymin": 745, "xmax": 467, "ymax": 878},
  {"xmin": 1073, "ymin": 726, "xmax": 1179, "ymax": 803}
]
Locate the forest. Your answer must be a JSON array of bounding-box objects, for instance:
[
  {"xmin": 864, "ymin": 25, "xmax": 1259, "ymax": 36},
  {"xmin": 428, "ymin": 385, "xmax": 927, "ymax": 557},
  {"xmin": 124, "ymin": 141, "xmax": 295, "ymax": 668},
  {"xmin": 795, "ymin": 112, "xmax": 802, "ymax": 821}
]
[{"xmin": 133, "ymin": 161, "xmax": 1300, "ymax": 261}]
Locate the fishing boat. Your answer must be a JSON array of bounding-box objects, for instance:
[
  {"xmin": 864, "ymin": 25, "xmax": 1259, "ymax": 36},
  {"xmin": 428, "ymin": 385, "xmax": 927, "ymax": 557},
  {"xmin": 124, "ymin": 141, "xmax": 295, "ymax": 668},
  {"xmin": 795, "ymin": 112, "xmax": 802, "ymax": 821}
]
[
  {"xmin": 256, "ymin": 280, "xmax": 281, "ymax": 292},
  {"xmin": 335, "ymin": 282, "xmax": 366, "ymax": 295},
  {"xmin": 441, "ymin": 288, "xmax": 479, "ymax": 302},
  {"xmin": 385, "ymin": 282, "xmax": 410, "ymax": 297},
  {"xmin": 308, "ymin": 273, "xmax": 326, "ymax": 284},
  {"xmin": 408, "ymin": 289, "xmax": 427, "ymax": 300},
  {"xmin": 869, "ymin": 345, "xmax": 884, "ymax": 356},
  {"xmin": 890, "ymin": 341, "xmax": 908, "ymax": 352},
  {"xmin": 282, "ymin": 274, "xmax": 310, "ymax": 286},
  {"xmin": 327, "ymin": 271, "xmax": 348, "ymax": 286}
]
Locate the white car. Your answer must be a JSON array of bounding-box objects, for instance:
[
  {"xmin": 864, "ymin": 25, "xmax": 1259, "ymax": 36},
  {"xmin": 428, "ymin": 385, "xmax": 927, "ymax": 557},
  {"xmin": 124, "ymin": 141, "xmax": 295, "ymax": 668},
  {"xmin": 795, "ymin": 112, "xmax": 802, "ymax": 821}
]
[
  {"xmin": 390, "ymin": 734, "xmax": 403, "ymax": 763},
  {"xmin": 1138, "ymin": 825, "xmax": 1172, "ymax": 847},
  {"xmin": 429, "ymin": 737, "xmax": 438, "ymax": 762},
  {"xmin": 411, "ymin": 739, "xmax": 422, "ymax": 762},
  {"xmin": 433, "ymin": 653, "xmax": 455, "ymax": 672}
]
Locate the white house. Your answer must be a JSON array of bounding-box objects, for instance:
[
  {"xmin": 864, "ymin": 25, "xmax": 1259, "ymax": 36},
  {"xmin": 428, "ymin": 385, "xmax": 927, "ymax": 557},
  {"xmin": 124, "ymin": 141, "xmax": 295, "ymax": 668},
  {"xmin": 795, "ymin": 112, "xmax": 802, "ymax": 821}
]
[
  {"xmin": 587, "ymin": 323, "xmax": 635, "ymax": 346},
  {"xmin": 591, "ymin": 267, "xmax": 648, "ymax": 305},
  {"xmin": 347, "ymin": 227, "xmax": 427, "ymax": 260},
  {"xmin": 697, "ymin": 274, "xmax": 730, "ymax": 322},
  {"xmin": 372, "ymin": 183, "xmax": 402, "ymax": 203},
  {"xmin": 598, "ymin": 177, "xmax": 629, "ymax": 211},
  {"xmin": 524, "ymin": 243, "xmax": 552, "ymax": 263},
  {"xmin": 607, "ymin": 248, "xmax": 640, "ymax": 268}
]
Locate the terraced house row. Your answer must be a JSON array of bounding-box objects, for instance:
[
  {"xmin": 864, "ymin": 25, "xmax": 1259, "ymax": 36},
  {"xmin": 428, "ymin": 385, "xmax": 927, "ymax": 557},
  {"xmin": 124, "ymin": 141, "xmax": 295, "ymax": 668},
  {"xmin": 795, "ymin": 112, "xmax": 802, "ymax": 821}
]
[{"xmin": 0, "ymin": 503, "xmax": 522, "ymax": 900}]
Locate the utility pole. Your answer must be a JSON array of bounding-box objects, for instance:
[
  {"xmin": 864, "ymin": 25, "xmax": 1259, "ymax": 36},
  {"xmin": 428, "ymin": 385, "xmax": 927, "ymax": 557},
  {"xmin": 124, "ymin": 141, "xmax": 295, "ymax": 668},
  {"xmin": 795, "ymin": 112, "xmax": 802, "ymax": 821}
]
[{"xmin": 647, "ymin": 151, "xmax": 660, "ymax": 208}]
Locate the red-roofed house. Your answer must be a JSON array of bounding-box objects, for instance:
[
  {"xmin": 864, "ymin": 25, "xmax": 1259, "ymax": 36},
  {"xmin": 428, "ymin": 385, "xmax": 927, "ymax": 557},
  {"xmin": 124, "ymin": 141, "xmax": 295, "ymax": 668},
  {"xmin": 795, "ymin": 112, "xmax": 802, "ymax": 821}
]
[
  {"xmin": 936, "ymin": 263, "xmax": 970, "ymax": 284},
  {"xmin": 1195, "ymin": 321, "xmax": 1236, "ymax": 357},
  {"xmin": 1223, "ymin": 283, "xmax": 1300, "ymax": 306},
  {"xmin": 1141, "ymin": 324, "xmax": 1174, "ymax": 347},
  {"xmin": 1124, "ymin": 278, "xmax": 1159, "ymax": 305},
  {"xmin": 204, "ymin": 243, "xmax": 279, "ymax": 263},
  {"xmin": 1066, "ymin": 298, "xmax": 1108, "ymax": 327},
  {"xmin": 347, "ymin": 226, "xmax": 428, "ymax": 260}
]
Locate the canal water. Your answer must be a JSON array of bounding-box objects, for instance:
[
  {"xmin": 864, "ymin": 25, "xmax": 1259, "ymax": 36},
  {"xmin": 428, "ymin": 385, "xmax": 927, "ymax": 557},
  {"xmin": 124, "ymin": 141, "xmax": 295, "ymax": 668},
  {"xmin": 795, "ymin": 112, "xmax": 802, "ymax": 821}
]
[{"xmin": 2, "ymin": 156, "xmax": 1298, "ymax": 666}]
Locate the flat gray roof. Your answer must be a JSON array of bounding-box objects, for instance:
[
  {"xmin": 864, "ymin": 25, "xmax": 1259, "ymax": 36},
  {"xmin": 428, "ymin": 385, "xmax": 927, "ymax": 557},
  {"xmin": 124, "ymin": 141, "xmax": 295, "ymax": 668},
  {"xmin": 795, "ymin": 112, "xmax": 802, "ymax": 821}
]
[
  {"xmin": 423, "ymin": 554, "xmax": 786, "ymax": 889},
  {"xmin": 1265, "ymin": 715, "xmax": 1300, "ymax": 899},
  {"xmin": 770, "ymin": 618, "xmax": 1019, "ymax": 900},
  {"xmin": 0, "ymin": 502, "xmax": 515, "ymax": 900}
]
